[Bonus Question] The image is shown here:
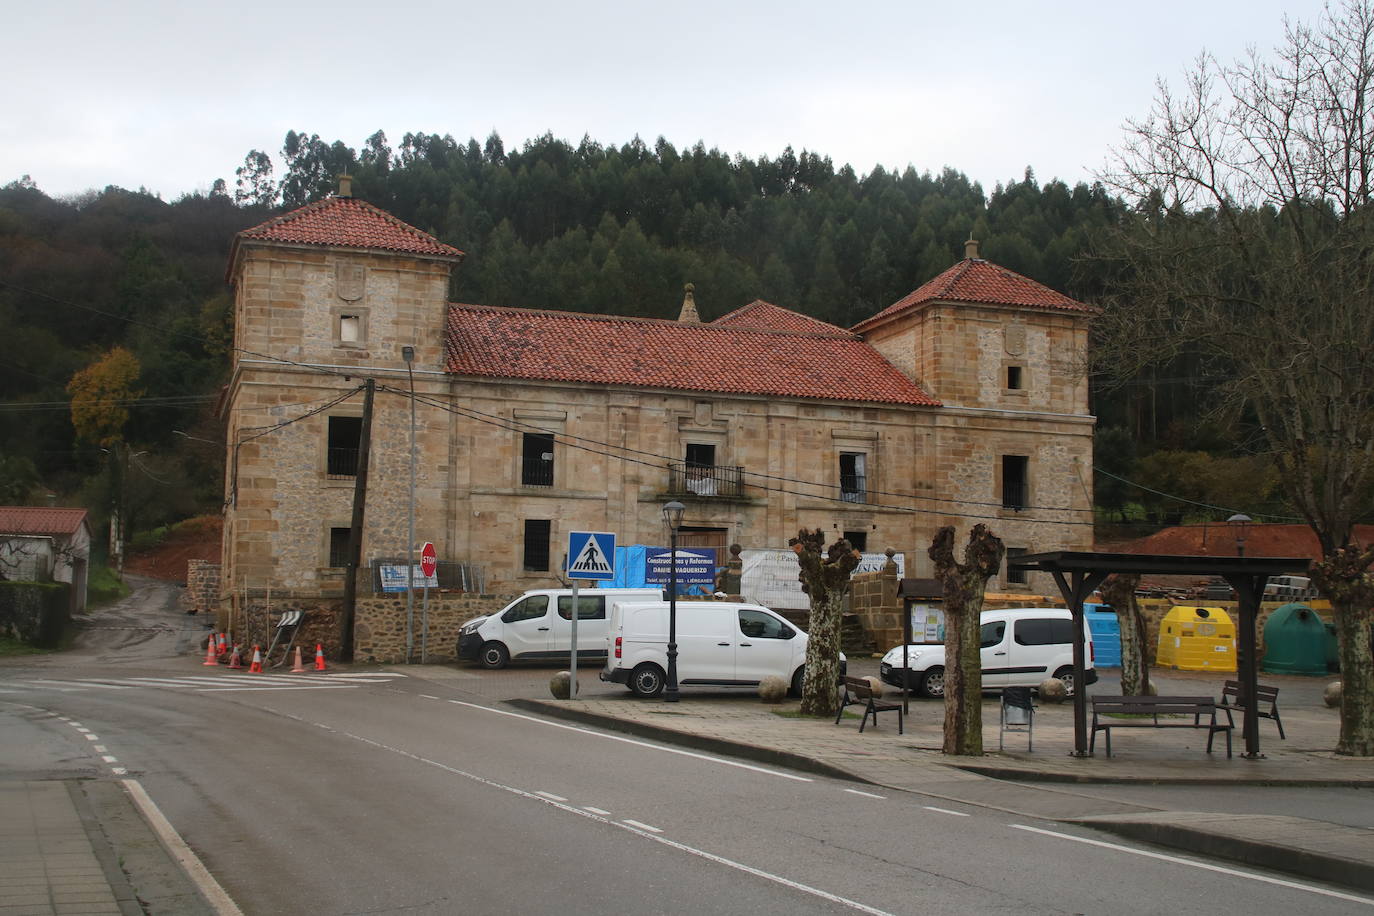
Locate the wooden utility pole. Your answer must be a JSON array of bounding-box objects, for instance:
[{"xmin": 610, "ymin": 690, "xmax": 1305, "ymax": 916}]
[{"xmin": 340, "ymin": 378, "xmax": 375, "ymax": 662}]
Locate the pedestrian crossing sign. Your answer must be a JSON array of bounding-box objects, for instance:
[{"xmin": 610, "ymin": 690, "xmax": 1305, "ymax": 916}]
[{"xmin": 567, "ymin": 531, "xmax": 616, "ymax": 580}]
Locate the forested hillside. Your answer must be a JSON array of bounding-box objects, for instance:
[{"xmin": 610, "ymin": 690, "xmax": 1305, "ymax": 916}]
[{"xmin": 0, "ymin": 129, "xmax": 1248, "ymax": 549}]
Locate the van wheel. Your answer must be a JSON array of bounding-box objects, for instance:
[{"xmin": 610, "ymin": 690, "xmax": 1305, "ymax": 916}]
[
  {"xmin": 629, "ymin": 663, "xmax": 666, "ymax": 698},
  {"xmin": 480, "ymin": 642, "xmax": 510, "ymax": 669},
  {"xmin": 790, "ymin": 667, "xmax": 805, "ymax": 698},
  {"xmin": 1053, "ymin": 666, "xmax": 1076, "ymax": 696},
  {"xmin": 918, "ymin": 667, "xmax": 946, "ymax": 699}
]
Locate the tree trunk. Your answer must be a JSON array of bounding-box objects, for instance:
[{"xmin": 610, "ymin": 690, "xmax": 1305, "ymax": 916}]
[
  {"xmin": 1100, "ymin": 574, "xmax": 1151, "ymax": 696},
  {"xmin": 800, "ymin": 589, "xmax": 845, "ymax": 716},
  {"xmin": 1312, "ymin": 546, "xmax": 1374, "ymax": 756},
  {"xmin": 929, "ymin": 525, "xmax": 1004, "ymax": 756},
  {"xmin": 790, "ymin": 529, "xmax": 862, "ymax": 717}
]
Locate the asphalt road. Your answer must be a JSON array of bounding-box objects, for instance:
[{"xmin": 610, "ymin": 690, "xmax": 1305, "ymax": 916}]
[{"xmin": 1, "ymin": 580, "xmax": 1368, "ymax": 915}]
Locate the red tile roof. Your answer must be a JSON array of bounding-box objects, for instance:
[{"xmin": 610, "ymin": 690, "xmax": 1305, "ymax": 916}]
[
  {"xmin": 0, "ymin": 507, "xmax": 90, "ymax": 537},
  {"xmin": 445, "ymin": 305, "xmax": 940, "ymax": 406},
  {"xmin": 229, "ymin": 197, "xmax": 463, "ymax": 280},
  {"xmin": 711, "ymin": 300, "xmax": 853, "ymax": 337},
  {"xmin": 1110, "ymin": 523, "xmax": 1374, "ymax": 562},
  {"xmin": 851, "ymin": 257, "xmax": 1096, "ymax": 333}
]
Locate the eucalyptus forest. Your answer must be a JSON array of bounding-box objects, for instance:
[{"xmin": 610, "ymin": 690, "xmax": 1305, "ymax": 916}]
[{"xmin": 0, "ymin": 129, "xmax": 1297, "ymax": 547}]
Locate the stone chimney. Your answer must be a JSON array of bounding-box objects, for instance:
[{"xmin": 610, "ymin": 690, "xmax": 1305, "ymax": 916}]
[
  {"xmin": 678, "ymin": 282, "xmax": 701, "ymax": 323},
  {"xmin": 964, "ymin": 237, "xmax": 981, "ymax": 260},
  {"xmin": 338, "ymin": 174, "xmax": 353, "ymax": 198}
]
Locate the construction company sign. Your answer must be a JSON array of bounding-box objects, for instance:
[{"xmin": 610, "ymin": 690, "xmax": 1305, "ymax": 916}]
[
  {"xmin": 644, "ymin": 547, "xmax": 718, "ymax": 595},
  {"xmin": 739, "ymin": 549, "xmax": 905, "ymax": 609},
  {"xmin": 379, "ymin": 564, "xmax": 438, "ymax": 592}
]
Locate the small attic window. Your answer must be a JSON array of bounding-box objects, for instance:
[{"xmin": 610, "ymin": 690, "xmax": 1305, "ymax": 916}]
[{"xmin": 333, "ymin": 308, "xmax": 367, "ymax": 347}]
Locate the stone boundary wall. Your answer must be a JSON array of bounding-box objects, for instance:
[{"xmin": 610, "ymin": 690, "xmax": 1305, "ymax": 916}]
[
  {"xmin": 186, "ymin": 561, "xmax": 220, "ymax": 615},
  {"xmin": 849, "ymin": 557, "xmax": 901, "ymax": 651},
  {"xmin": 354, "ymin": 592, "xmax": 518, "ymax": 663}
]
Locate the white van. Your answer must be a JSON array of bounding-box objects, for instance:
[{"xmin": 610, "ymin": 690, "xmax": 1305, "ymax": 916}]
[
  {"xmin": 457, "ymin": 588, "xmax": 663, "ymax": 669},
  {"xmin": 601, "ymin": 600, "xmax": 832, "ymax": 698},
  {"xmin": 878, "ymin": 607, "xmax": 1097, "ymax": 698}
]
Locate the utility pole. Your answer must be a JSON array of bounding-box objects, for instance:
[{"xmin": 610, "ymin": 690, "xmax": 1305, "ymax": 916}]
[
  {"xmin": 403, "ymin": 346, "xmax": 416, "ymax": 663},
  {"xmin": 340, "ymin": 378, "xmax": 375, "ymax": 662}
]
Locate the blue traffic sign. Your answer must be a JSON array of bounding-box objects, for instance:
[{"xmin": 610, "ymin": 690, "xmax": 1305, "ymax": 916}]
[{"xmin": 567, "ymin": 531, "xmax": 616, "ymax": 580}]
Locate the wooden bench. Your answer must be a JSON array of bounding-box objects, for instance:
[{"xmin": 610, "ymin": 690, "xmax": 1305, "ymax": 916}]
[
  {"xmin": 1221, "ymin": 680, "xmax": 1285, "ymax": 739},
  {"xmin": 1090, "ymin": 695, "xmax": 1232, "ymax": 757},
  {"xmin": 835, "ymin": 676, "xmax": 903, "ymax": 734}
]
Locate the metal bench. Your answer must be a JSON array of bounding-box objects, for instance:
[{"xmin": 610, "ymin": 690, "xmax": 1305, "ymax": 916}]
[
  {"xmin": 1090, "ymin": 695, "xmax": 1232, "ymax": 757},
  {"xmin": 835, "ymin": 676, "xmax": 903, "ymax": 734},
  {"xmin": 1221, "ymin": 680, "xmax": 1285, "ymax": 739}
]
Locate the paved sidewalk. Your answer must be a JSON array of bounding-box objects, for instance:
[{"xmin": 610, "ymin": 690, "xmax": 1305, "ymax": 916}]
[
  {"xmin": 491, "ymin": 678, "xmax": 1374, "ymax": 893},
  {"xmin": 0, "ymin": 780, "xmax": 217, "ymax": 916}
]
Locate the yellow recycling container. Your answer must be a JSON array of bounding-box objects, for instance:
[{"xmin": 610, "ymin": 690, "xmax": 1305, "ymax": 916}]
[{"xmin": 1156, "ymin": 605, "xmax": 1236, "ymax": 671}]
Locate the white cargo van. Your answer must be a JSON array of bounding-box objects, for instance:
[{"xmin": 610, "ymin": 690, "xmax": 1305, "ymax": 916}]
[
  {"xmin": 878, "ymin": 607, "xmax": 1097, "ymax": 697},
  {"xmin": 457, "ymin": 588, "xmax": 663, "ymax": 668},
  {"xmin": 601, "ymin": 600, "xmax": 831, "ymax": 697}
]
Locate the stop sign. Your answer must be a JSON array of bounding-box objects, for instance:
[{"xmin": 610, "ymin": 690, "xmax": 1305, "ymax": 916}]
[{"xmin": 420, "ymin": 542, "xmax": 437, "ymax": 578}]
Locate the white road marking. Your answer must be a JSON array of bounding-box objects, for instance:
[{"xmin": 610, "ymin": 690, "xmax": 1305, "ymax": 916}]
[
  {"xmin": 1011, "ymin": 824, "xmax": 1374, "ymax": 905},
  {"xmin": 32, "ymin": 679, "xmax": 134, "ymax": 690},
  {"xmin": 122, "ymin": 780, "xmax": 242, "ymax": 915},
  {"xmin": 536, "ymin": 791, "xmax": 568, "ymax": 802},
  {"xmin": 450, "ymin": 701, "xmax": 813, "ymax": 783},
  {"xmin": 622, "ymin": 819, "xmax": 662, "ymax": 833},
  {"xmin": 93, "ymin": 745, "xmax": 106, "ymax": 752},
  {"xmin": 319, "ymin": 723, "xmax": 889, "ymax": 916},
  {"xmin": 84, "ymin": 734, "xmax": 99, "ymax": 741},
  {"xmin": 844, "ymin": 788, "xmax": 887, "ymax": 799},
  {"xmin": 197, "ymin": 685, "xmax": 359, "ymax": 693},
  {"xmin": 111, "ymin": 767, "xmax": 127, "ymax": 775},
  {"xmin": 924, "ymin": 806, "xmax": 970, "ymax": 817},
  {"xmin": 74, "ymin": 726, "xmax": 90, "ymax": 733},
  {"xmin": 101, "ymin": 755, "xmax": 117, "ymax": 763},
  {"xmin": 583, "ymin": 806, "xmax": 611, "ymax": 816},
  {"xmin": 419, "ymin": 695, "xmax": 440, "ymax": 700}
]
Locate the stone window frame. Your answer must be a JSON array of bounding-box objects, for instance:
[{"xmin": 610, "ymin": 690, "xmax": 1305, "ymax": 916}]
[
  {"xmin": 323, "ymin": 412, "xmax": 365, "ymax": 487},
  {"xmin": 522, "ymin": 518, "xmax": 553, "ymax": 574},
  {"xmin": 1005, "ymin": 545, "xmax": 1030, "ymax": 587},
  {"xmin": 331, "ymin": 306, "xmax": 369, "ymax": 349},
  {"xmin": 998, "ymin": 454, "xmax": 1031, "ymax": 513},
  {"xmin": 1003, "ymin": 360, "xmax": 1028, "ymax": 395},
  {"xmin": 832, "ymin": 429, "xmax": 878, "ymax": 506},
  {"xmin": 513, "ymin": 409, "xmax": 567, "ymax": 491},
  {"xmin": 324, "ymin": 524, "xmax": 353, "ymax": 571}
]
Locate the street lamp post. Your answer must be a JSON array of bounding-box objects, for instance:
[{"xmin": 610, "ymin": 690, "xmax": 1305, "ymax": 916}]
[
  {"xmin": 662, "ymin": 500, "xmax": 685, "ymax": 702},
  {"xmin": 403, "ymin": 346, "xmax": 416, "ymax": 663},
  {"xmin": 1227, "ymin": 513, "xmax": 1252, "ymax": 557}
]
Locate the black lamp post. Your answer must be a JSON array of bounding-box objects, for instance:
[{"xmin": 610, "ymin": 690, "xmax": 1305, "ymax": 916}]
[
  {"xmin": 1227, "ymin": 513, "xmax": 1252, "ymax": 557},
  {"xmin": 662, "ymin": 500, "xmax": 685, "ymax": 702}
]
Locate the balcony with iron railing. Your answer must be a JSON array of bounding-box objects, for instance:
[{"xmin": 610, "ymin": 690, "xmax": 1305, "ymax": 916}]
[
  {"xmin": 840, "ymin": 473, "xmax": 867, "ymax": 504},
  {"xmin": 668, "ymin": 462, "xmax": 744, "ymax": 499}
]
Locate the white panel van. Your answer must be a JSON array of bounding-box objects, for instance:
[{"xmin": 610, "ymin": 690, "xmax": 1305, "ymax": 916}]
[
  {"xmin": 456, "ymin": 588, "xmax": 663, "ymax": 668},
  {"xmin": 878, "ymin": 607, "xmax": 1097, "ymax": 697},
  {"xmin": 601, "ymin": 600, "xmax": 835, "ymax": 697}
]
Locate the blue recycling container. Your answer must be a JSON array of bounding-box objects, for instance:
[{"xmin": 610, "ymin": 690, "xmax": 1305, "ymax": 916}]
[{"xmin": 1085, "ymin": 602, "xmax": 1121, "ymax": 668}]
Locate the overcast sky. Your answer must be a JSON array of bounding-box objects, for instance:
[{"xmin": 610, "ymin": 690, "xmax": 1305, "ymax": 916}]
[{"xmin": 4, "ymin": 0, "xmax": 1332, "ymax": 200}]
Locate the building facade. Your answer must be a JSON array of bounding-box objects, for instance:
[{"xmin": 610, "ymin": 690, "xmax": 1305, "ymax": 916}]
[{"xmin": 219, "ymin": 192, "xmax": 1096, "ymax": 621}]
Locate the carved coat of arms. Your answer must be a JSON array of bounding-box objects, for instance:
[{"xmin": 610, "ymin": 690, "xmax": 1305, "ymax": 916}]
[{"xmin": 336, "ymin": 264, "xmax": 366, "ymax": 302}]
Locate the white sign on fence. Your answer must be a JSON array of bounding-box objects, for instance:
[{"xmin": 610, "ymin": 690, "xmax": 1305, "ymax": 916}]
[
  {"xmin": 738, "ymin": 549, "xmax": 905, "ymax": 609},
  {"xmin": 379, "ymin": 564, "xmax": 438, "ymax": 592}
]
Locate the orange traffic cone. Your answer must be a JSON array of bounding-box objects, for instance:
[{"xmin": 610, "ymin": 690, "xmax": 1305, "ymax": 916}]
[
  {"xmin": 314, "ymin": 644, "xmax": 327, "ymax": 671},
  {"xmin": 249, "ymin": 645, "xmax": 264, "ymax": 674},
  {"xmin": 290, "ymin": 646, "xmax": 305, "ymax": 673},
  {"xmin": 202, "ymin": 636, "xmax": 218, "ymax": 666},
  {"xmin": 228, "ymin": 644, "xmax": 244, "ymax": 669},
  {"xmin": 216, "ymin": 633, "xmax": 229, "ymax": 656}
]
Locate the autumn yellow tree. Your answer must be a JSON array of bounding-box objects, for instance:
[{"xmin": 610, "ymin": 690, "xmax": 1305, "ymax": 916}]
[{"xmin": 67, "ymin": 347, "xmax": 142, "ymax": 447}]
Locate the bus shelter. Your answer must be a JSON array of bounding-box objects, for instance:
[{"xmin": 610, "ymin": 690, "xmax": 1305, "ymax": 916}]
[{"xmin": 1009, "ymin": 552, "xmax": 1310, "ymax": 759}]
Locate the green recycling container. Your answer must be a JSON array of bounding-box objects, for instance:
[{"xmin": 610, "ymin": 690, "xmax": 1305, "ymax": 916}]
[{"xmin": 1262, "ymin": 603, "xmax": 1328, "ymax": 676}]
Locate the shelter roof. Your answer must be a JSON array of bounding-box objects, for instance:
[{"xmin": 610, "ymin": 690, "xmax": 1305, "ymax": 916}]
[
  {"xmin": 851, "ymin": 256, "xmax": 1095, "ymax": 333},
  {"xmin": 444, "ymin": 304, "xmax": 941, "ymax": 406},
  {"xmin": 0, "ymin": 507, "xmax": 90, "ymax": 538}
]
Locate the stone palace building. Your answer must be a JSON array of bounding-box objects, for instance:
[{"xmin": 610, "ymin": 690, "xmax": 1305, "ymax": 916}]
[{"xmin": 218, "ymin": 184, "xmax": 1096, "ymax": 641}]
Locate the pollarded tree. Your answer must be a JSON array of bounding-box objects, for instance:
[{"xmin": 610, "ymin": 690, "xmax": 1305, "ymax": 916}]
[
  {"xmin": 789, "ymin": 529, "xmax": 862, "ymax": 717},
  {"xmin": 1099, "ymin": 574, "xmax": 1152, "ymax": 696},
  {"xmin": 929, "ymin": 524, "xmax": 1004, "ymax": 756},
  {"xmin": 1096, "ymin": 0, "xmax": 1374, "ymax": 755}
]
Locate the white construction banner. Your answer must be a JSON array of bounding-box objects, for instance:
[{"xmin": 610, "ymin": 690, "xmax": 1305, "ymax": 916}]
[{"xmin": 739, "ymin": 549, "xmax": 905, "ymax": 609}]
